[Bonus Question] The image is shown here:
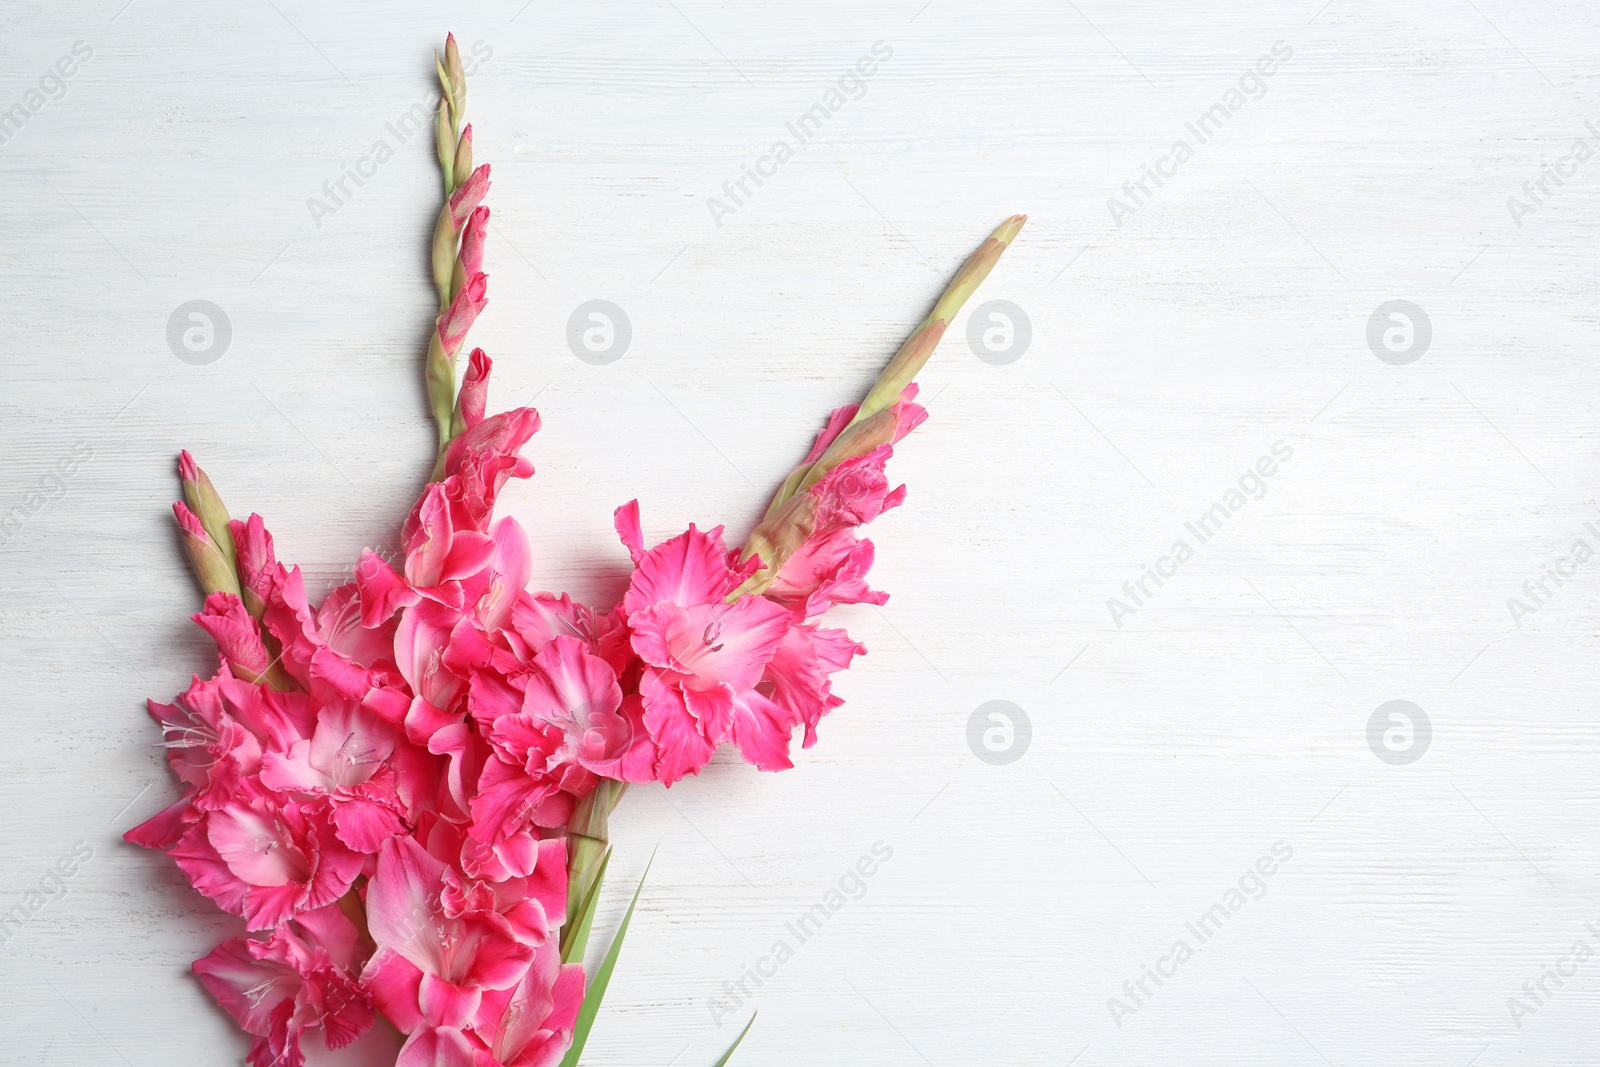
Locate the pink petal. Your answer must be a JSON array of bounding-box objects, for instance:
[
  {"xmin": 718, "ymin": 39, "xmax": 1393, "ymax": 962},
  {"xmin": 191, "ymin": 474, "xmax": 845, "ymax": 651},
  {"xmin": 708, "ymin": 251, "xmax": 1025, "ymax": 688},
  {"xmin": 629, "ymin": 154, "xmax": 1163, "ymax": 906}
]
[
  {"xmin": 459, "ymin": 206, "xmax": 489, "ymax": 277},
  {"xmin": 613, "ymin": 500, "xmax": 645, "ymax": 564},
  {"xmin": 448, "ymin": 164, "xmax": 491, "ymax": 227},
  {"xmin": 395, "ymin": 600, "xmax": 468, "ymax": 712},
  {"xmin": 621, "ymin": 524, "xmax": 735, "ymax": 616},
  {"xmin": 638, "ymin": 669, "xmax": 716, "ymax": 786},
  {"xmin": 577, "ymin": 694, "xmax": 657, "ymax": 784},
  {"xmin": 192, "ymin": 937, "xmax": 296, "ymax": 1036},
  {"xmin": 762, "ymin": 623, "xmax": 864, "ymax": 747},
  {"xmin": 169, "ymin": 819, "xmax": 249, "ymax": 917},
  {"xmin": 363, "ymin": 948, "xmax": 425, "ymax": 1034},
  {"xmin": 208, "ymin": 803, "xmax": 310, "ymax": 887},
  {"xmin": 367, "ymin": 837, "xmax": 449, "ymax": 973},
  {"xmin": 357, "ymin": 549, "xmax": 420, "ymax": 628},
  {"xmin": 124, "ymin": 791, "xmax": 195, "ymax": 850},
  {"xmin": 397, "ymin": 1026, "xmax": 477, "ymax": 1067},
  {"xmin": 419, "ymin": 973, "xmax": 481, "ymax": 1030},
  {"xmin": 331, "ymin": 797, "xmax": 404, "ymax": 853},
  {"xmin": 193, "ymin": 592, "xmax": 271, "ymax": 677},
  {"xmin": 727, "ymin": 689, "xmax": 799, "ymax": 772},
  {"xmin": 456, "ymin": 348, "xmax": 490, "ymax": 431},
  {"xmin": 469, "ymin": 755, "xmax": 555, "ymax": 844},
  {"xmin": 476, "ymin": 517, "xmax": 532, "ymax": 634}
]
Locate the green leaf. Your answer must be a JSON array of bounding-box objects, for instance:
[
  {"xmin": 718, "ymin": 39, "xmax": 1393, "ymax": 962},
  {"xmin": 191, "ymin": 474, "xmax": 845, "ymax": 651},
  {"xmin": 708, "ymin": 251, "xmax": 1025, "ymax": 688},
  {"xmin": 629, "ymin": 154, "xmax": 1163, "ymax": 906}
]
[
  {"xmin": 712, "ymin": 1012, "xmax": 758, "ymax": 1065},
  {"xmin": 560, "ymin": 848, "xmax": 611, "ymax": 965},
  {"xmin": 559, "ymin": 849, "xmax": 656, "ymax": 1067}
]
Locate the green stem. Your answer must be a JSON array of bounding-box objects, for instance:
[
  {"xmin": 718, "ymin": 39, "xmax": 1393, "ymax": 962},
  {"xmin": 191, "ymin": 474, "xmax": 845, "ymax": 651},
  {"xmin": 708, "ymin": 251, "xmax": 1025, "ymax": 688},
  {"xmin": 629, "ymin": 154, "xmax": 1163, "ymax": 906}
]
[{"xmin": 562, "ymin": 780, "xmax": 626, "ymax": 950}]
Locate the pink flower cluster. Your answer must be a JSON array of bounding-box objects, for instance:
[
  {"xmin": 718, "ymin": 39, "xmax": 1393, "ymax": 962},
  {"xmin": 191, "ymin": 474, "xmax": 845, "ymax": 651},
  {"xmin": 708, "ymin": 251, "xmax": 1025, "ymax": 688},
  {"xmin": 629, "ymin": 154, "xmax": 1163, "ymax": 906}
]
[{"xmin": 129, "ymin": 360, "xmax": 922, "ymax": 1065}]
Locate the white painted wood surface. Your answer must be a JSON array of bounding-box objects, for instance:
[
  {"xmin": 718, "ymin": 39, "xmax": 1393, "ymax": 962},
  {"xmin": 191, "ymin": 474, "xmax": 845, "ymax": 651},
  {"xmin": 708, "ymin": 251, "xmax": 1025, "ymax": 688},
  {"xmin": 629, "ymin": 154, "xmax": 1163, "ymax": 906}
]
[{"xmin": 3, "ymin": 1, "xmax": 1598, "ymax": 1063}]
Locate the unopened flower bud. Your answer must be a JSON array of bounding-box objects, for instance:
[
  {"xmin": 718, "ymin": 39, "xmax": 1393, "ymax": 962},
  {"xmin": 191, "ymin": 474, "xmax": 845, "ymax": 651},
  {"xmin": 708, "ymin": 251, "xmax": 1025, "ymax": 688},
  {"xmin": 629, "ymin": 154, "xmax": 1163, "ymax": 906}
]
[
  {"xmin": 178, "ymin": 450, "xmax": 237, "ymax": 575},
  {"xmin": 856, "ymin": 214, "xmax": 1026, "ymax": 426},
  {"xmin": 444, "ymin": 33, "xmax": 465, "ymax": 126},
  {"xmin": 453, "ymin": 124, "xmax": 473, "ymax": 186},
  {"xmin": 435, "ymin": 98, "xmax": 454, "ymax": 191},
  {"xmin": 174, "ymin": 501, "xmax": 241, "ymax": 599},
  {"xmin": 730, "ymin": 494, "xmax": 817, "ymax": 600},
  {"xmin": 452, "ymin": 348, "xmax": 491, "ymax": 438},
  {"xmin": 438, "ymin": 272, "xmax": 488, "ymax": 353},
  {"xmin": 456, "ymin": 206, "xmax": 489, "ymax": 290},
  {"xmin": 431, "ymin": 203, "xmax": 456, "ymax": 305},
  {"xmin": 449, "ymin": 165, "xmax": 491, "ymax": 229}
]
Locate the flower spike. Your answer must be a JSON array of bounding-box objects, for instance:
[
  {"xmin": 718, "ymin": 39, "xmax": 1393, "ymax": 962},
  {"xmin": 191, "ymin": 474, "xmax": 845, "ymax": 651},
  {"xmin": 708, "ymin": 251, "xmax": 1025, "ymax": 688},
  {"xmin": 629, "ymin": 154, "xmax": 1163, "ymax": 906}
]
[{"xmin": 733, "ymin": 214, "xmax": 1027, "ymax": 597}]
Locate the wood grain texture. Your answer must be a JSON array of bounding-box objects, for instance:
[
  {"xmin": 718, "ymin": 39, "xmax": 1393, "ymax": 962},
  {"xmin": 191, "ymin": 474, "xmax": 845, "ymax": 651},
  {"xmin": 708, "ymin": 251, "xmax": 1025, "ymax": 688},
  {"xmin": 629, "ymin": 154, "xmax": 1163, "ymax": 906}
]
[{"xmin": 1, "ymin": 0, "xmax": 1598, "ymax": 1063}]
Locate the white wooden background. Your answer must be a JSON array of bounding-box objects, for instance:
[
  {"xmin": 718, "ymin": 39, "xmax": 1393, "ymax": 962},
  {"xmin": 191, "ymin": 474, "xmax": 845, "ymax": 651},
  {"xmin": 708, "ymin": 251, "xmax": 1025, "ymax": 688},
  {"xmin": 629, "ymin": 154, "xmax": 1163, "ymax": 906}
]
[{"xmin": 2, "ymin": 0, "xmax": 1598, "ymax": 1064}]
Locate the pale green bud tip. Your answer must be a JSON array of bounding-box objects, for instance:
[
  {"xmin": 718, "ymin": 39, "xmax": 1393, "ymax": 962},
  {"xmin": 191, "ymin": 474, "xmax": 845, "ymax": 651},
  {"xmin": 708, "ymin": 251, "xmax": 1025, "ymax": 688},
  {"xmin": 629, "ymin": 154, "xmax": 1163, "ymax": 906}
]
[
  {"xmin": 856, "ymin": 215, "xmax": 1025, "ymax": 423},
  {"xmin": 931, "ymin": 213, "xmax": 1027, "ymax": 323},
  {"xmin": 435, "ymin": 99, "xmax": 454, "ymax": 188},
  {"xmin": 425, "ymin": 331, "xmax": 457, "ymax": 448},
  {"xmin": 431, "ymin": 203, "xmax": 457, "ymax": 304},
  {"xmin": 443, "ymin": 35, "xmax": 466, "ymax": 135},
  {"xmin": 453, "ymin": 124, "xmax": 473, "ymax": 181},
  {"xmin": 445, "ymin": 34, "xmax": 464, "ymax": 91}
]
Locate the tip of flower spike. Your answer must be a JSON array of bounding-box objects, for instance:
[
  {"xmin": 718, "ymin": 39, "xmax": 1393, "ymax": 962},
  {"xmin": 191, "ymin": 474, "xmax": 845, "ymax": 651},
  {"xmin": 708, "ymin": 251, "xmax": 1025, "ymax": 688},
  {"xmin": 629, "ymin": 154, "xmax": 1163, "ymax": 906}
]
[
  {"xmin": 995, "ymin": 213, "xmax": 1027, "ymax": 244},
  {"xmin": 928, "ymin": 215, "xmax": 1028, "ymax": 325},
  {"xmin": 177, "ymin": 449, "xmax": 199, "ymax": 484}
]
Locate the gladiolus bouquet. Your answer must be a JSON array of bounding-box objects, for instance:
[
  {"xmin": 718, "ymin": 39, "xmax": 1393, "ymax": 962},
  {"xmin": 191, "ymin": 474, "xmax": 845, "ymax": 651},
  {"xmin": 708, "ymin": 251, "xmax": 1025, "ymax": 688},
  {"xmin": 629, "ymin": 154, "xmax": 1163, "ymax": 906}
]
[{"xmin": 128, "ymin": 35, "xmax": 1024, "ymax": 1067}]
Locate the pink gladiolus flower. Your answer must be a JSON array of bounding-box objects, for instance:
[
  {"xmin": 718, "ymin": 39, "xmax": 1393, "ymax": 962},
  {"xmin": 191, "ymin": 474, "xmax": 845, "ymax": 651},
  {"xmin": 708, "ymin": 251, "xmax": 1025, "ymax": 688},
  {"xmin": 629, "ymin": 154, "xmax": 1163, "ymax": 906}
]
[
  {"xmin": 140, "ymin": 671, "xmax": 309, "ymax": 810},
  {"xmin": 406, "ymin": 483, "xmax": 497, "ymax": 594},
  {"xmin": 363, "ymin": 836, "xmax": 535, "ymax": 1032},
  {"xmin": 764, "ymin": 527, "xmax": 885, "ymax": 618},
  {"xmin": 260, "ymin": 701, "xmax": 406, "ymax": 853},
  {"xmin": 230, "ymin": 513, "xmax": 277, "ymax": 606},
  {"xmin": 192, "ymin": 903, "xmax": 374, "ymax": 1067},
  {"xmin": 170, "ymin": 785, "xmax": 366, "ymax": 930},
  {"xmin": 614, "ymin": 503, "xmax": 799, "ymax": 784},
  {"xmin": 193, "ymin": 591, "xmax": 275, "ymax": 681},
  {"xmin": 519, "ymin": 635, "xmax": 654, "ymax": 782},
  {"xmin": 470, "ymin": 941, "xmax": 584, "ymax": 1067}
]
